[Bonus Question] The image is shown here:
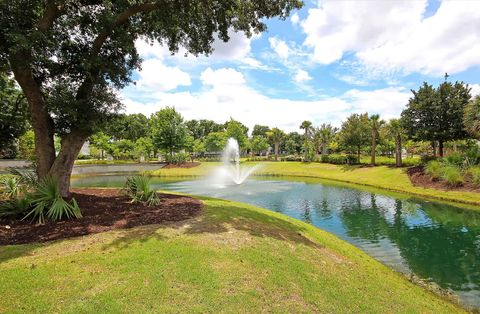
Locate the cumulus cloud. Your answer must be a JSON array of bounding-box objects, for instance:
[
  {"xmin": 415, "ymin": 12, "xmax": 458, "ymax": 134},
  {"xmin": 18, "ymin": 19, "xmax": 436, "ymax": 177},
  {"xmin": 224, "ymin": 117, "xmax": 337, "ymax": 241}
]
[
  {"xmin": 302, "ymin": 0, "xmax": 480, "ymax": 76},
  {"xmin": 123, "ymin": 67, "xmax": 411, "ymax": 131},
  {"xmin": 290, "ymin": 12, "xmax": 300, "ymax": 25},
  {"xmin": 269, "ymin": 37, "xmax": 290, "ymax": 60},
  {"xmin": 294, "ymin": 69, "xmax": 312, "ymax": 83},
  {"xmin": 136, "ymin": 59, "xmax": 191, "ymax": 92}
]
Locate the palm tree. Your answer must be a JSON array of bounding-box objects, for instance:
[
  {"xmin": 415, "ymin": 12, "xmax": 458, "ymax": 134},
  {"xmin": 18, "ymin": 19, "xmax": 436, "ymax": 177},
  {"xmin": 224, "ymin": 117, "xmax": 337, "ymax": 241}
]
[
  {"xmin": 300, "ymin": 120, "xmax": 313, "ymax": 154},
  {"xmin": 386, "ymin": 119, "xmax": 405, "ymax": 167},
  {"xmin": 318, "ymin": 123, "xmax": 337, "ymax": 155},
  {"xmin": 267, "ymin": 128, "xmax": 286, "ymax": 161},
  {"xmin": 369, "ymin": 114, "xmax": 385, "ymax": 166}
]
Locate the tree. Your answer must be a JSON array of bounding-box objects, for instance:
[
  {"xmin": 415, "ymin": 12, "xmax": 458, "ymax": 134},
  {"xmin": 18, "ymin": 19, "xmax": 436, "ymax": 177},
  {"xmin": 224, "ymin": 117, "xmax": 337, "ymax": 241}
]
[
  {"xmin": 134, "ymin": 137, "xmax": 154, "ymax": 160},
  {"xmin": 286, "ymin": 132, "xmax": 302, "ymax": 154},
  {"xmin": 18, "ymin": 130, "xmax": 35, "ymax": 160},
  {"xmin": 252, "ymin": 125, "xmax": 271, "ymax": 137},
  {"xmin": 205, "ymin": 132, "xmax": 227, "ymax": 152},
  {"xmin": 385, "ymin": 119, "xmax": 405, "ymax": 167},
  {"xmin": 0, "ymin": 0, "xmax": 301, "ymax": 196},
  {"xmin": 267, "ymin": 128, "xmax": 285, "ymax": 161},
  {"xmin": 317, "ymin": 123, "xmax": 337, "ymax": 155},
  {"xmin": 464, "ymin": 95, "xmax": 480, "ymax": 139},
  {"xmin": 105, "ymin": 114, "xmax": 149, "ymax": 141},
  {"xmin": 225, "ymin": 118, "xmax": 249, "ymax": 150},
  {"xmin": 369, "ymin": 114, "xmax": 385, "ymax": 165},
  {"xmin": 151, "ymin": 107, "xmax": 189, "ymax": 157},
  {"xmin": 186, "ymin": 119, "xmax": 224, "ymax": 140},
  {"xmin": 0, "ymin": 73, "xmax": 28, "ymax": 158},
  {"xmin": 250, "ymin": 136, "xmax": 269, "ymax": 156},
  {"xmin": 401, "ymin": 78, "xmax": 471, "ymax": 157},
  {"xmin": 89, "ymin": 132, "xmax": 111, "ymax": 160},
  {"xmin": 339, "ymin": 113, "xmax": 370, "ymax": 160}
]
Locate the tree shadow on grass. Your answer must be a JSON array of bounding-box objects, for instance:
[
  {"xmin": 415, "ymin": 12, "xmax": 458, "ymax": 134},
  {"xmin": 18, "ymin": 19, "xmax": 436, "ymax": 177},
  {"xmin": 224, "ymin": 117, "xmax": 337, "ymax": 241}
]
[
  {"xmin": 101, "ymin": 197, "xmax": 324, "ymax": 251},
  {"xmin": 1, "ymin": 197, "xmax": 324, "ymax": 263}
]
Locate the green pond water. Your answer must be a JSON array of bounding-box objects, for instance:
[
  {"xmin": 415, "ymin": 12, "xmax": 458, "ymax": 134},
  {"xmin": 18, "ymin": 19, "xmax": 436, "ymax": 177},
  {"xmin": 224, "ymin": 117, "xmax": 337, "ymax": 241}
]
[{"xmin": 71, "ymin": 175, "xmax": 480, "ymax": 309}]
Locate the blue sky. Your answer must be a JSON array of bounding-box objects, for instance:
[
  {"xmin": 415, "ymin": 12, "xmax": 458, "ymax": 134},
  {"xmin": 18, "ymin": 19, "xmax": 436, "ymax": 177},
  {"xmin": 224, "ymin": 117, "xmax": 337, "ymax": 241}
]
[{"xmin": 122, "ymin": 0, "xmax": 480, "ymax": 133}]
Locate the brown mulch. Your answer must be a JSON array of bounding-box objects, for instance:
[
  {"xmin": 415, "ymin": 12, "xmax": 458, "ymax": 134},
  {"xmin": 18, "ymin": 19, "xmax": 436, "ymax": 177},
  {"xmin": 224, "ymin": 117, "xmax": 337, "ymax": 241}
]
[
  {"xmin": 163, "ymin": 162, "xmax": 200, "ymax": 169},
  {"xmin": 407, "ymin": 166, "xmax": 480, "ymax": 193},
  {"xmin": 0, "ymin": 189, "xmax": 202, "ymax": 245}
]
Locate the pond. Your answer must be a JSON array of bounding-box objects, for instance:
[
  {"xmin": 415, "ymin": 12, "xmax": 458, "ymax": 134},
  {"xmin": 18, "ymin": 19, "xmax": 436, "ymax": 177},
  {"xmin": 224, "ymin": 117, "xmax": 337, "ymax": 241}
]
[{"xmin": 71, "ymin": 175, "xmax": 480, "ymax": 309}]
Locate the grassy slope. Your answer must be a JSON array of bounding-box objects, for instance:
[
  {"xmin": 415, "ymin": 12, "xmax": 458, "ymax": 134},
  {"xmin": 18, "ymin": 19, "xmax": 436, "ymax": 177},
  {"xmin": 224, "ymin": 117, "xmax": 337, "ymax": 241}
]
[
  {"xmin": 151, "ymin": 162, "xmax": 480, "ymax": 207},
  {"xmin": 0, "ymin": 197, "xmax": 462, "ymax": 313}
]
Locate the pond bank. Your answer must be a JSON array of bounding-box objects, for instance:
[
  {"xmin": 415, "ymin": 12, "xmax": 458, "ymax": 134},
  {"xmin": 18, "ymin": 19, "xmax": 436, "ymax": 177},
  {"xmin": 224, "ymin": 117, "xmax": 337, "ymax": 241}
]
[{"xmin": 150, "ymin": 162, "xmax": 480, "ymax": 208}]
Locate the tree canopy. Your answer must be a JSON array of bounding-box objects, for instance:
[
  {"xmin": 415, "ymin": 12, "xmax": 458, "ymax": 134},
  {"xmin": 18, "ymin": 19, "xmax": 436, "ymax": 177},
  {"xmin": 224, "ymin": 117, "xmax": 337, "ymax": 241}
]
[
  {"xmin": 150, "ymin": 107, "xmax": 189, "ymax": 156},
  {"xmin": 0, "ymin": 0, "xmax": 302, "ymax": 196},
  {"xmin": 401, "ymin": 78, "xmax": 471, "ymax": 156}
]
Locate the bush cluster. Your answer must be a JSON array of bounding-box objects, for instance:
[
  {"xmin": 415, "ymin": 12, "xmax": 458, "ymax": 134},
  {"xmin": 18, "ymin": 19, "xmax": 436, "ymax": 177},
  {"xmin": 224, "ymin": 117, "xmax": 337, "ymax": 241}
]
[
  {"xmin": 320, "ymin": 154, "xmax": 359, "ymax": 165},
  {"xmin": 424, "ymin": 149, "xmax": 480, "ymax": 187}
]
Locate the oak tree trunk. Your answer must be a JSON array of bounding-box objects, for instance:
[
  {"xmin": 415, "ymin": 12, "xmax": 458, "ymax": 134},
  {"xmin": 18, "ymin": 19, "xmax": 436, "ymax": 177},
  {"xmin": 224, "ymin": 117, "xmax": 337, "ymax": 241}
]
[
  {"xmin": 48, "ymin": 132, "xmax": 89, "ymax": 197},
  {"xmin": 274, "ymin": 142, "xmax": 279, "ymax": 161},
  {"xmin": 438, "ymin": 141, "xmax": 444, "ymax": 157}
]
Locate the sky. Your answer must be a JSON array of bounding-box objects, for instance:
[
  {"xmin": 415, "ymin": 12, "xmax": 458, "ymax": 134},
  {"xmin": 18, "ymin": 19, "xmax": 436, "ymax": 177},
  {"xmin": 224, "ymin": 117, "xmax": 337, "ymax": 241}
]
[{"xmin": 121, "ymin": 0, "xmax": 480, "ymax": 133}]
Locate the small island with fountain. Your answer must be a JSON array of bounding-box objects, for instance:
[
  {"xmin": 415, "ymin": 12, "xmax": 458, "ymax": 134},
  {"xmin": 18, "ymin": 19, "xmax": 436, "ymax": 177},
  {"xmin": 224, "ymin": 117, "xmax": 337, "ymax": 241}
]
[{"xmin": 1, "ymin": 1, "xmax": 480, "ymax": 313}]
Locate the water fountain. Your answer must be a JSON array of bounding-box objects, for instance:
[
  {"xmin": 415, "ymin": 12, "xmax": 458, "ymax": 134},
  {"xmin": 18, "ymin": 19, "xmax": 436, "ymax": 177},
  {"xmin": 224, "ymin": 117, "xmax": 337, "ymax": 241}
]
[{"xmin": 212, "ymin": 138, "xmax": 259, "ymax": 186}]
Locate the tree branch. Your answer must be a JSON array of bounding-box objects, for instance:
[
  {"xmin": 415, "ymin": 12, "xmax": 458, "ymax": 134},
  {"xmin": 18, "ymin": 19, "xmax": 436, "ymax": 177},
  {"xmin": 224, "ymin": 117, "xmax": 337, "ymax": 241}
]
[
  {"xmin": 37, "ymin": 1, "xmax": 65, "ymax": 31},
  {"xmin": 90, "ymin": 2, "xmax": 160, "ymax": 57}
]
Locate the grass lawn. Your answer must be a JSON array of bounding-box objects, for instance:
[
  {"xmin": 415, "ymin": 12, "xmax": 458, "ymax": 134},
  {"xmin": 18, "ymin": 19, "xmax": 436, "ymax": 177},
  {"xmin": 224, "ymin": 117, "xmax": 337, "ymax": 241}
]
[
  {"xmin": 151, "ymin": 162, "xmax": 480, "ymax": 207},
  {"xmin": 0, "ymin": 197, "xmax": 463, "ymax": 313}
]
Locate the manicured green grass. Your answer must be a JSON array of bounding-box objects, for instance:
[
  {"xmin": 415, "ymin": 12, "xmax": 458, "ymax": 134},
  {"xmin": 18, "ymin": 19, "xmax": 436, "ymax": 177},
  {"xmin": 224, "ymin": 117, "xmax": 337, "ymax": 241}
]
[
  {"xmin": 151, "ymin": 162, "xmax": 480, "ymax": 207},
  {"xmin": 0, "ymin": 197, "xmax": 462, "ymax": 313}
]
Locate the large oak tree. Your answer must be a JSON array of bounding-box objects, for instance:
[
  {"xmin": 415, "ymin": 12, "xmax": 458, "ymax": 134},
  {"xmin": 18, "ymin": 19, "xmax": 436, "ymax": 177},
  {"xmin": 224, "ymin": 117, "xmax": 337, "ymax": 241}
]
[{"xmin": 0, "ymin": 0, "xmax": 302, "ymax": 196}]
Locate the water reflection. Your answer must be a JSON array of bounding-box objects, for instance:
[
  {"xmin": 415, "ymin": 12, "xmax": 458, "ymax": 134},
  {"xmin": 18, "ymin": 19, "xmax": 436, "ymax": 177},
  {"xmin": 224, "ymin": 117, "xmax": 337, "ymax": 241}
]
[{"xmin": 71, "ymin": 175, "xmax": 480, "ymax": 308}]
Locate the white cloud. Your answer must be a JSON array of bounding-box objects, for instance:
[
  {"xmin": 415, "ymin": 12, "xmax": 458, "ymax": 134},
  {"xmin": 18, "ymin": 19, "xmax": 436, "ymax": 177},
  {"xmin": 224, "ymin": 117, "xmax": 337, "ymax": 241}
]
[
  {"xmin": 123, "ymin": 67, "xmax": 410, "ymax": 131},
  {"xmin": 470, "ymin": 84, "xmax": 480, "ymax": 97},
  {"xmin": 294, "ymin": 69, "xmax": 312, "ymax": 83},
  {"xmin": 136, "ymin": 58, "xmax": 191, "ymax": 91},
  {"xmin": 291, "ymin": 12, "xmax": 300, "ymax": 25},
  {"xmin": 269, "ymin": 37, "xmax": 290, "ymax": 60},
  {"xmin": 302, "ymin": 0, "xmax": 480, "ymax": 76}
]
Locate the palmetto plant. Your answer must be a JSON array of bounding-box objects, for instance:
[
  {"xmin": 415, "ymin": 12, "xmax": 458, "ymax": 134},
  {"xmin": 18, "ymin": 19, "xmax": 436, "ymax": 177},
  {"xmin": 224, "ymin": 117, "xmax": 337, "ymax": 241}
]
[
  {"xmin": 23, "ymin": 177, "xmax": 82, "ymax": 224},
  {"xmin": 1, "ymin": 176, "xmax": 22, "ymax": 199},
  {"xmin": 124, "ymin": 175, "xmax": 160, "ymax": 206}
]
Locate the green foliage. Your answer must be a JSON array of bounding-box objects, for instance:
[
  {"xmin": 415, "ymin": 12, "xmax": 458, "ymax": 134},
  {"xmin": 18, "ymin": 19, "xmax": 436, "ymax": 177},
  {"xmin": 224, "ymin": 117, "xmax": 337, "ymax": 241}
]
[
  {"xmin": 205, "ymin": 132, "xmax": 227, "ymax": 152},
  {"xmin": 401, "ymin": 79, "xmax": 471, "ymax": 155},
  {"xmin": 164, "ymin": 152, "xmax": 189, "ymax": 164},
  {"xmin": 134, "ymin": 137, "xmax": 154, "ymax": 159},
  {"xmin": 105, "ymin": 114, "xmax": 149, "ymax": 141},
  {"xmin": 252, "ymin": 125, "xmax": 271, "ymax": 137},
  {"xmin": 279, "ymin": 155, "xmax": 303, "ymax": 162},
  {"xmin": 18, "ymin": 130, "xmax": 35, "ymax": 159},
  {"xmin": 464, "ymin": 95, "xmax": 480, "ymax": 139},
  {"xmin": 151, "ymin": 107, "xmax": 189, "ymax": 156},
  {"xmin": 0, "ymin": 73, "xmax": 28, "ymax": 158},
  {"xmin": 339, "ymin": 113, "xmax": 370, "ymax": 156},
  {"xmin": 186, "ymin": 119, "xmax": 224, "ymax": 140},
  {"xmin": 302, "ymin": 141, "xmax": 316, "ymax": 162},
  {"xmin": 320, "ymin": 154, "xmax": 359, "ymax": 165},
  {"xmin": 425, "ymin": 161, "xmax": 443, "ymax": 180},
  {"xmin": 0, "ymin": 176, "xmax": 22, "ymax": 199},
  {"xmin": 24, "ymin": 177, "xmax": 82, "ymax": 224},
  {"xmin": 123, "ymin": 175, "xmax": 160, "ymax": 206},
  {"xmin": 468, "ymin": 166, "xmax": 480, "ymax": 186},
  {"xmin": 89, "ymin": 132, "xmax": 112, "ymax": 160},
  {"xmin": 441, "ymin": 166, "xmax": 463, "ymax": 187},
  {"xmin": 0, "ymin": 196, "xmax": 31, "ymax": 219},
  {"xmin": 250, "ymin": 136, "xmax": 269, "ymax": 155},
  {"xmin": 225, "ymin": 118, "xmax": 249, "ymax": 150}
]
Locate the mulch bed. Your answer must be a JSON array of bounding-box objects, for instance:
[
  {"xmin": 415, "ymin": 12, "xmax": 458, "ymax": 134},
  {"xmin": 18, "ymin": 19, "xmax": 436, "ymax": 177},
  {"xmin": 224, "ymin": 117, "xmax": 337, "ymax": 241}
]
[
  {"xmin": 407, "ymin": 166, "xmax": 480, "ymax": 193},
  {"xmin": 163, "ymin": 162, "xmax": 200, "ymax": 169},
  {"xmin": 0, "ymin": 189, "xmax": 202, "ymax": 245}
]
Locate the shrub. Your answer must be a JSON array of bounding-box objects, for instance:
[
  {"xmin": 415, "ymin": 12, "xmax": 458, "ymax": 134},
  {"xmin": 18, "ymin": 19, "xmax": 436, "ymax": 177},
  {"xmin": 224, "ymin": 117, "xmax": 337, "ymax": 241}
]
[
  {"xmin": 280, "ymin": 155, "xmax": 303, "ymax": 162},
  {"xmin": 445, "ymin": 152, "xmax": 464, "ymax": 167},
  {"xmin": 420, "ymin": 155, "xmax": 438, "ymax": 165},
  {"xmin": 165, "ymin": 152, "xmax": 189, "ymax": 164},
  {"xmin": 23, "ymin": 177, "xmax": 82, "ymax": 224},
  {"xmin": 0, "ymin": 196, "xmax": 31, "ymax": 219},
  {"xmin": 1, "ymin": 176, "xmax": 22, "ymax": 199},
  {"xmin": 441, "ymin": 166, "xmax": 463, "ymax": 186},
  {"xmin": 124, "ymin": 175, "xmax": 160, "ymax": 206},
  {"xmin": 468, "ymin": 166, "xmax": 480, "ymax": 186},
  {"xmin": 425, "ymin": 161, "xmax": 443, "ymax": 180}
]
